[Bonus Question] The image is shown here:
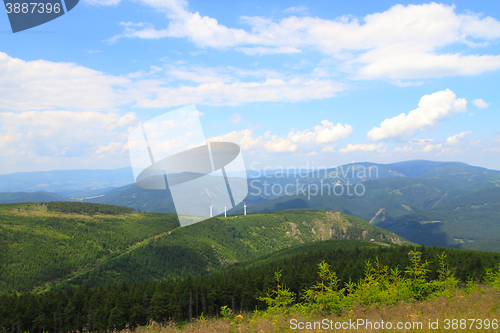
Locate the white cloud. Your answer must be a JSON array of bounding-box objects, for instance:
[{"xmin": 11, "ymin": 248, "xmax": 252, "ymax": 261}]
[
  {"xmin": 236, "ymin": 46, "xmax": 302, "ymax": 56},
  {"xmin": 207, "ymin": 129, "xmax": 267, "ymax": 151},
  {"xmin": 391, "ymin": 80, "xmax": 425, "ymax": 87},
  {"xmin": 446, "ymin": 131, "xmax": 471, "ymax": 145},
  {"xmin": 410, "ymin": 138, "xmax": 434, "ymax": 144},
  {"xmin": 288, "ymin": 120, "xmax": 352, "ymax": 144},
  {"xmin": 321, "ymin": 146, "xmax": 335, "ymax": 153},
  {"xmin": 95, "ymin": 142, "xmax": 125, "ymax": 155},
  {"xmin": 129, "ymin": 76, "xmax": 346, "ymax": 107},
  {"xmin": 207, "ymin": 120, "xmax": 352, "ymax": 153},
  {"xmin": 264, "ymin": 136, "xmax": 298, "ymax": 152},
  {"xmin": 0, "ymin": 52, "xmax": 130, "ymax": 111},
  {"xmin": 0, "ymin": 52, "xmax": 346, "ymax": 110},
  {"xmin": 339, "ymin": 143, "xmax": 386, "ymax": 153},
  {"xmin": 423, "ymin": 143, "xmax": 442, "ymax": 152},
  {"xmin": 394, "ymin": 146, "xmax": 414, "ymax": 153},
  {"xmin": 472, "ymin": 98, "xmax": 490, "ymax": 109},
  {"xmin": 283, "ymin": 5, "xmax": 308, "ymax": 14},
  {"xmin": 0, "ymin": 111, "xmax": 136, "ymax": 158},
  {"xmin": 107, "ymin": 2, "xmax": 500, "ymax": 79},
  {"xmin": 228, "ymin": 113, "xmax": 242, "ymax": 124},
  {"xmin": 118, "ymin": 112, "xmax": 138, "ymax": 126},
  {"xmin": 356, "ymin": 50, "xmax": 500, "ymax": 80},
  {"xmin": 367, "ymin": 89, "xmax": 467, "ymax": 142}
]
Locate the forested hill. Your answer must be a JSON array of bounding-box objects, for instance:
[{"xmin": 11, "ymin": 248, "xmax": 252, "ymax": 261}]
[
  {"xmin": 1, "ymin": 242, "xmax": 499, "ymax": 332},
  {"xmin": 46, "ymin": 201, "xmax": 135, "ymax": 215},
  {"xmin": 0, "ymin": 202, "xmax": 410, "ymax": 294},
  {"xmin": 54, "ymin": 208, "xmax": 412, "ymax": 291},
  {"xmin": 377, "ymin": 186, "xmax": 500, "ymax": 251},
  {"xmin": 0, "ymin": 202, "xmax": 179, "ymax": 294}
]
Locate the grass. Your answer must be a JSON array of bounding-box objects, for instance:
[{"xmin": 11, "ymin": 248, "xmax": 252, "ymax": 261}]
[
  {"xmin": 118, "ymin": 250, "xmax": 500, "ymax": 332},
  {"xmin": 119, "ymin": 286, "xmax": 500, "ymax": 332}
]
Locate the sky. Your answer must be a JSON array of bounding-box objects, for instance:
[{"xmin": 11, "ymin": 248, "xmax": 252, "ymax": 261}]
[{"xmin": 1, "ymin": 0, "xmax": 500, "ymax": 175}]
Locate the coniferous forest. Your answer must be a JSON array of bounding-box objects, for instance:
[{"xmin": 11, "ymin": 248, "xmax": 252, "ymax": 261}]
[
  {"xmin": 2, "ymin": 241, "xmax": 500, "ymax": 331},
  {"xmin": 1, "ymin": 202, "xmax": 500, "ymax": 332}
]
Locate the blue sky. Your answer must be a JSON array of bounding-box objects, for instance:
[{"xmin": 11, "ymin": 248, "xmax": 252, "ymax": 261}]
[{"xmin": 1, "ymin": 0, "xmax": 500, "ymax": 174}]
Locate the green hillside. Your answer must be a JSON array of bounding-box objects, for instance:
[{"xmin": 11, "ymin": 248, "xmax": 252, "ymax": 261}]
[
  {"xmin": 1, "ymin": 241, "xmax": 499, "ymax": 332},
  {"xmin": 458, "ymin": 238, "xmax": 500, "ymax": 252},
  {"xmin": 377, "ymin": 187, "xmax": 500, "ymax": 250},
  {"xmin": 55, "ymin": 208, "xmax": 411, "ymax": 290},
  {"xmin": 0, "ymin": 202, "xmax": 179, "ymax": 294},
  {"xmin": 0, "ymin": 202, "xmax": 410, "ymax": 294}
]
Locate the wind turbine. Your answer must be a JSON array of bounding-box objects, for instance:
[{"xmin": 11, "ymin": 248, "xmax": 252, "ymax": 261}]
[
  {"xmin": 244, "ymin": 204, "xmax": 246, "ymax": 216},
  {"xmin": 210, "ymin": 205, "xmax": 213, "ymax": 217},
  {"xmin": 225, "ymin": 207, "xmax": 227, "ymax": 218}
]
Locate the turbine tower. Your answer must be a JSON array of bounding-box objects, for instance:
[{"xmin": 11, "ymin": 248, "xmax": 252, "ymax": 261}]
[
  {"xmin": 225, "ymin": 207, "xmax": 227, "ymax": 218},
  {"xmin": 244, "ymin": 204, "xmax": 246, "ymax": 216},
  {"xmin": 210, "ymin": 205, "xmax": 213, "ymax": 217}
]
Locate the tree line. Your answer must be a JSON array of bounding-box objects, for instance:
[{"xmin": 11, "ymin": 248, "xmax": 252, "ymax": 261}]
[
  {"xmin": 46, "ymin": 202, "xmax": 135, "ymax": 215},
  {"xmin": 1, "ymin": 244, "xmax": 499, "ymax": 332}
]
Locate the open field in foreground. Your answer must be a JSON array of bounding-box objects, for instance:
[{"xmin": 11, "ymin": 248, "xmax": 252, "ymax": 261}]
[{"xmin": 123, "ymin": 286, "xmax": 499, "ymax": 333}]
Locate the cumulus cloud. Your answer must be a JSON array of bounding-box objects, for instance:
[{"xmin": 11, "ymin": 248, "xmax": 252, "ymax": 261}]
[
  {"xmin": 95, "ymin": 142, "xmax": 126, "ymax": 155},
  {"xmin": 338, "ymin": 143, "xmax": 386, "ymax": 153},
  {"xmin": 472, "ymin": 98, "xmax": 490, "ymax": 109},
  {"xmin": 367, "ymin": 89, "xmax": 467, "ymax": 142},
  {"xmin": 446, "ymin": 131, "xmax": 471, "ymax": 145},
  {"xmin": 356, "ymin": 50, "xmax": 500, "ymax": 80},
  {"xmin": 0, "ymin": 111, "xmax": 137, "ymax": 158},
  {"xmin": 410, "ymin": 138, "xmax": 434, "ymax": 144},
  {"xmin": 394, "ymin": 146, "xmax": 414, "ymax": 153},
  {"xmin": 207, "ymin": 120, "xmax": 352, "ymax": 153},
  {"xmin": 207, "ymin": 129, "xmax": 268, "ymax": 151},
  {"xmin": 264, "ymin": 136, "xmax": 298, "ymax": 152},
  {"xmin": 0, "ymin": 52, "xmax": 346, "ymax": 110},
  {"xmin": 0, "ymin": 52, "xmax": 130, "ymax": 111},
  {"xmin": 423, "ymin": 143, "xmax": 443, "ymax": 152},
  {"xmin": 107, "ymin": 2, "xmax": 500, "ymax": 79},
  {"xmin": 288, "ymin": 120, "xmax": 352, "ymax": 144}
]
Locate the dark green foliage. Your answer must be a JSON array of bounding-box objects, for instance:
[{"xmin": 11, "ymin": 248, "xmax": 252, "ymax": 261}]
[
  {"xmin": 1, "ymin": 202, "xmax": 410, "ymax": 294},
  {"xmin": 46, "ymin": 201, "xmax": 135, "ymax": 215},
  {"xmin": 0, "ymin": 203, "xmax": 179, "ymax": 294},
  {"xmin": 52, "ymin": 209, "xmax": 411, "ymax": 290},
  {"xmin": 0, "ymin": 243, "xmax": 498, "ymax": 332}
]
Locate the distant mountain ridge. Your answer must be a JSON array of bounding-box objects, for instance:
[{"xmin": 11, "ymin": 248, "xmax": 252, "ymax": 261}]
[
  {"xmin": 0, "ymin": 167, "xmax": 135, "ymax": 196},
  {"xmin": 377, "ymin": 186, "xmax": 500, "ymax": 250},
  {"xmin": 0, "ymin": 191, "xmax": 68, "ymax": 204},
  {"xmin": 1, "ymin": 160, "xmax": 499, "ymax": 253},
  {"xmin": 81, "ymin": 160, "xmax": 500, "ymax": 214}
]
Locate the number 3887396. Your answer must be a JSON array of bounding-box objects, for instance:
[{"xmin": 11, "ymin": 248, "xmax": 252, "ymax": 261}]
[{"xmin": 5, "ymin": 2, "xmax": 61, "ymax": 14}]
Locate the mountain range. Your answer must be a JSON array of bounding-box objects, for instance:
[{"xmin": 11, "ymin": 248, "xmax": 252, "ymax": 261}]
[{"xmin": 1, "ymin": 160, "xmax": 499, "ymax": 252}]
